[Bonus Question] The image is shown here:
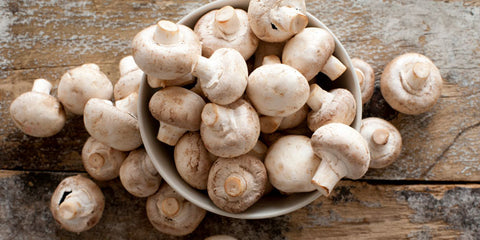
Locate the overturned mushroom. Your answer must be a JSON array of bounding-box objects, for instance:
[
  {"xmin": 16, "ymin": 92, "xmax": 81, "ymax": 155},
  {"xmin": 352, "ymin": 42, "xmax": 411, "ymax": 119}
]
[
  {"xmin": 58, "ymin": 63, "xmax": 113, "ymax": 115},
  {"xmin": 146, "ymin": 183, "xmax": 206, "ymax": 236},
  {"xmin": 119, "ymin": 149, "xmax": 162, "ymax": 198},
  {"xmin": 149, "ymin": 87, "xmax": 206, "ymax": 146},
  {"xmin": 351, "ymin": 58, "xmax": 375, "ymax": 104},
  {"xmin": 311, "ymin": 123, "xmax": 370, "ymax": 196},
  {"xmin": 380, "ymin": 53, "xmax": 443, "ymax": 115},
  {"xmin": 9, "ymin": 79, "xmax": 66, "ymax": 137},
  {"xmin": 361, "ymin": 117, "xmax": 402, "ymax": 169},
  {"xmin": 50, "ymin": 175, "xmax": 104, "ymax": 233},
  {"xmin": 81, "ymin": 137, "xmax": 127, "ymax": 181},
  {"xmin": 201, "ymin": 99, "xmax": 260, "ymax": 158},
  {"xmin": 194, "ymin": 6, "xmax": 258, "ymax": 60},
  {"xmin": 207, "ymin": 155, "xmax": 267, "ymax": 213},
  {"xmin": 114, "ymin": 55, "xmax": 144, "ymax": 101},
  {"xmin": 283, "ymin": 27, "xmax": 346, "ymax": 81}
]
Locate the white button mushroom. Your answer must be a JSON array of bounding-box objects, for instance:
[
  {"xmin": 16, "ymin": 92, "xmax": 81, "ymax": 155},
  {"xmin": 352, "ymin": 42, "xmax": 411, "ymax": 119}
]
[
  {"xmin": 207, "ymin": 155, "xmax": 267, "ymax": 213},
  {"xmin": 50, "ymin": 175, "xmax": 104, "ymax": 233},
  {"xmin": 149, "ymin": 87, "xmax": 206, "ymax": 146},
  {"xmin": 114, "ymin": 55, "xmax": 144, "ymax": 101},
  {"xmin": 119, "ymin": 149, "xmax": 162, "ymax": 198},
  {"xmin": 9, "ymin": 79, "xmax": 66, "ymax": 137},
  {"xmin": 306, "ymin": 84, "xmax": 356, "ymax": 131},
  {"xmin": 283, "ymin": 27, "xmax": 346, "ymax": 81},
  {"xmin": 174, "ymin": 132, "xmax": 216, "ymax": 190},
  {"xmin": 380, "ymin": 53, "xmax": 443, "ymax": 115},
  {"xmin": 146, "ymin": 183, "xmax": 206, "ymax": 236},
  {"xmin": 264, "ymin": 135, "xmax": 320, "ymax": 194},
  {"xmin": 200, "ymin": 99, "xmax": 260, "ymax": 158},
  {"xmin": 310, "ymin": 123, "xmax": 370, "ymax": 196},
  {"xmin": 83, "ymin": 98, "xmax": 142, "ymax": 151},
  {"xmin": 81, "ymin": 137, "xmax": 127, "ymax": 181},
  {"xmin": 194, "ymin": 5, "xmax": 259, "ymax": 60},
  {"xmin": 248, "ymin": 0, "xmax": 308, "ymax": 42},
  {"xmin": 132, "ymin": 20, "xmax": 201, "ymax": 80},
  {"xmin": 351, "ymin": 58, "xmax": 375, "ymax": 104},
  {"xmin": 58, "ymin": 63, "xmax": 113, "ymax": 115},
  {"xmin": 360, "ymin": 117, "xmax": 402, "ymax": 169}
]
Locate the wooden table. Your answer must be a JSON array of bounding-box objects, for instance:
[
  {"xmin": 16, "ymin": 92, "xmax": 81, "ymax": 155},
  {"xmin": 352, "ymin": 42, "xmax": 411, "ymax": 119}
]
[{"xmin": 1, "ymin": 0, "xmax": 479, "ymax": 239}]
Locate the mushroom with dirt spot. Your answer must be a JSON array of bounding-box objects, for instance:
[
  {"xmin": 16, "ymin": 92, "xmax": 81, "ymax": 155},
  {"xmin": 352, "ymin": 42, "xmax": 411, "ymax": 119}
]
[
  {"xmin": 81, "ymin": 137, "xmax": 127, "ymax": 181},
  {"xmin": 351, "ymin": 58, "xmax": 375, "ymax": 104}
]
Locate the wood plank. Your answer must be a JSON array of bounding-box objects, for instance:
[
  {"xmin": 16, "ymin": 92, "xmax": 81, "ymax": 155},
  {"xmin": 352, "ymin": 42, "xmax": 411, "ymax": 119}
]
[
  {"xmin": 1, "ymin": 0, "xmax": 479, "ymax": 181},
  {"xmin": 1, "ymin": 170, "xmax": 479, "ymax": 239}
]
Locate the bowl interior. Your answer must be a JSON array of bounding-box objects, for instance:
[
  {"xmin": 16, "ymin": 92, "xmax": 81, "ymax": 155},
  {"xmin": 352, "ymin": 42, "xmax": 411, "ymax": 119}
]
[{"xmin": 138, "ymin": 0, "xmax": 361, "ymax": 219}]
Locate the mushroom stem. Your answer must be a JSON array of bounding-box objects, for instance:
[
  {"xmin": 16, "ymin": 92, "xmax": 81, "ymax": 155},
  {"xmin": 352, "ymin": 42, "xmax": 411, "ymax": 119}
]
[
  {"xmin": 215, "ymin": 6, "xmax": 240, "ymax": 36},
  {"xmin": 115, "ymin": 92, "xmax": 138, "ymax": 118},
  {"xmin": 311, "ymin": 159, "xmax": 345, "ymax": 196},
  {"xmin": 88, "ymin": 153, "xmax": 106, "ymax": 170},
  {"xmin": 157, "ymin": 122, "xmax": 187, "ymax": 146},
  {"xmin": 201, "ymin": 103, "xmax": 220, "ymax": 126},
  {"xmin": 224, "ymin": 174, "xmax": 247, "ymax": 197},
  {"xmin": 154, "ymin": 20, "xmax": 180, "ymax": 45},
  {"xmin": 307, "ymin": 84, "xmax": 334, "ymax": 111},
  {"xmin": 32, "ymin": 79, "xmax": 53, "ymax": 95},
  {"xmin": 355, "ymin": 68, "xmax": 366, "ymax": 91},
  {"xmin": 193, "ymin": 56, "xmax": 222, "ymax": 89},
  {"xmin": 321, "ymin": 56, "xmax": 347, "ymax": 81},
  {"xmin": 372, "ymin": 128, "xmax": 390, "ymax": 145},
  {"xmin": 402, "ymin": 62, "xmax": 431, "ymax": 92},
  {"xmin": 159, "ymin": 197, "xmax": 181, "ymax": 217},
  {"xmin": 260, "ymin": 115, "xmax": 283, "ymax": 134},
  {"xmin": 58, "ymin": 189, "xmax": 93, "ymax": 220},
  {"xmin": 270, "ymin": 6, "xmax": 308, "ymax": 34},
  {"xmin": 262, "ymin": 55, "xmax": 281, "ymax": 65}
]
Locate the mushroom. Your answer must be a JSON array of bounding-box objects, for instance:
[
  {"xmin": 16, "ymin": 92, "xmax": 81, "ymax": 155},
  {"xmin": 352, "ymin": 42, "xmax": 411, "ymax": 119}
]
[
  {"xmin": 283, "ymin": 27, "xmax": 346, "ymax": 81},
  {"xmin": 310, "ymin": 123, "xmax": 370, "ymax": 196},
  {"xmin": 259, "ymin": 104, "xmax": 309, "ymax": 133},
  {"xmin": 9, "ymin": 78, "xmax": 66, "ymax": 137},
  {"xmin": 50, "ymin": 175, "xmax": 104, "ymax": 233},
  {"xmin": 149, "ymin": 86, "xmax": 206, "ymax": 146},
  {"xmin": 264, "ymin": 135, "xmax": 320, "ymax": 193},
  {"xmin": 119, "ymin": 148, "xmax": 162, "ymax": 198},
  {"xmin": 84, "ymin": 98, "xmax": 142, "ymax": 151},
  {"xmin": 306, "ymin": 84, "xmax": 356, "ymax": 132},
  {"xmin": 58, "ymin": 63, "xmax": 113, "ymax": 115},
  {"xmin": 246, "ymin": 140, "xmax": 268, "ymax": 160},
  {"xmin": 360, "ymin": 117, "xmax": 402, "ymax": 169},
  {"xmin": 146, "ymin": 183, "xmax": 206, "ymax": 236},
  {"xmin": 81, "ymin": 137, "xmax": 127, "ymax": 181},
  {"xmin": 380, "ymin": 53, "xmax": 443, "ymax": 115},
  {"xmin": 114, "ymin": 55, "xmax": 144, "ymax": 101},
  {"xmin": 194, "ymin": 6, "xmax": 259, "ymax": 60},
  {"xmin": 253, "ymin": 40, "xmax": 285, "ymax": 69},
  {"xmin": 147, "ymin": 74, "xmax": 196, "ymax": 89},
  {"xmin": 132, "ymin": 20, "xmax": 201, "ymax": 80},
  {"xmin": 248, "ymin": 0, "xmax": 308, "ymax": 42},
  {"xmin": 247, "ymin": 55, "xmax": 309, "ymax": 117},
  {"xmin": 207, "ymin": 155, "xmax": 267, "ymax": 213},
  {"xmin": 200, "ymin": 99, "xmax": 260, "ymax": 158},
  {"xmin": 192, "ymin": 48, "xmax": 248, "ymax": 105},
  {"xmin": 351, "ymin": 58, "xmax": 375, "ymax": 104},
  {"xmin": 174, "ymin": 132, "xmax": 217, "ymax": 190},
  {"xmin": 115, "ymin": 92, "xmax": 138, "ymax": 117}
]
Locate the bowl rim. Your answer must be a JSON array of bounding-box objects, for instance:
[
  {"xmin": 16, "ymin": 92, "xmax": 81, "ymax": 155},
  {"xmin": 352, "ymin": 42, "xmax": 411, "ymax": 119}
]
[{"xmin": 138, "ymin": 0, "xmax": 361, "ymax": 219}]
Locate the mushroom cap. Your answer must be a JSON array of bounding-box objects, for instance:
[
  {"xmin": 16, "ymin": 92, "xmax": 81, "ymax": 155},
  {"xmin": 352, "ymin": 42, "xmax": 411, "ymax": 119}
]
[
  {"xmin": 380, "ymin": 53, "xmax": 443, "ymax": 115},
  {"xmin": 200, "ymin": 99, "xmax": 260, "ymax": 158},
  {"xmin": 174, "ymin": 132, "xmax": 216, "ymax": 190},
  {"xmin": 307, "ymin": 88, "xmax": 356, "ymax": 131},
  {"xmin": 149, "ymin": 86, "xmax": 206, "ymax": 131},
  {"xmin": 207, "ymin": 155, "xmax": 267, "ymax": 213},
  {"xmin": 146, "ymin": 183, "xmax": 206, "ymax": 236},
  {"xmin": 58, "ymin": 64, "xmax": 113, "ymax": 115},
  {"xmin": 283, "ymin": 27, "xmax": 335, "ymax": 81},
  {"xmin": 311, "ymin": 123, "xmax": 370, "ymax": 179},
  {"xmin": 84, "ymin": 98, "xmax": 142, "ymax": 151},
  {"xmin": 81, "ymin": 137, "xmax": 127, "ymax": 181},
  {"xmin": 194, "ymin": 7, "xmax": 258, "ymax": 60},
  {"xmin": 351, "ymin": 58, "xmax": 375, "ymax": 104},
  {"xmin": 10, "ymin": 91, "xmax": 66, "ymax": 138},
  {"xmin": 360, "ymin": 117, "xmax": 402, "ymax": 169},
  {"xmin": 50, "ymin": 175, "xmax": 104, "ymax": 233},
  {"xmin": 119, "ymin": 149, "xmax": 162, "ymax": 197},
  {"xmin": 265, "ymin": 135, "xmax": 320, "ymax": 193},
  {"xmin": 278, "ymin": 104, "xmax": 308, "ymax": 130},
  {"xmin": 132, "ymin": 21, "xmax": 202, "ymax": 80},
  {"xmin": 114, "ymin": 56, "xmax": 144, "ymax": 101},
  {"xmin": 247, "ymin": 63, "xmax": 309, "ymax": 117}
]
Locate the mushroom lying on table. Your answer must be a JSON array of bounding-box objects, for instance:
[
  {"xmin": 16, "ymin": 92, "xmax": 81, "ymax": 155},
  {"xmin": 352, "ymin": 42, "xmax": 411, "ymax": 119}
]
[
  {"xmin": 119, "ymin": 149, "xmax": 162, "ymax": 198},
  {"xmin": 82, "ymin": 137, "xmax": 127, "ymax": 181}
]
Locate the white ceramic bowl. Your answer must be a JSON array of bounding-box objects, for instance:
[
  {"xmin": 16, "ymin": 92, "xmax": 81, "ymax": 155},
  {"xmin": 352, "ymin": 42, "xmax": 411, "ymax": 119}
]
[{"xmin": 138, "ymin": 0, "xmax": 361, "ymax": 219}]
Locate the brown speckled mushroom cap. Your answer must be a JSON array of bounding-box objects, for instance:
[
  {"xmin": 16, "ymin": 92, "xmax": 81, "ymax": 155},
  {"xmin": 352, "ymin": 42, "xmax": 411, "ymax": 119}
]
[
  {"xmin": 207, "ymin": 155, "xmax": 267, "ymax": 213},
  {"xmin": 351, "ymin": 58, "xmax": 375, "ymax": 104},
  {"xmin": 174, "ymin": 132, "xmax": 217, "ymax": 190},
  {"xmin": 360, "ymin": 117, "xmax": 402, "ymax": 169},
  {"xmin": 146, "ymin": 183, "xmax": 206, "ymax": 236},
  {"xmin": 311, "ymin": 123, "xmax": 370, "ymax": 196},
  {"xmin": 194, "ymin": 6, "xmax": 258, "ymax": 60},
  {"xmin": 50, "ymin": 175, "xmax": 104, "ymax": 233},
  {"xmin": 81, "ymin": 137, "xmax": 127, "ymax": 181},
  {"xmin": 380, "ymin": 53, "xmax": 443, "ymax": 115}
]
